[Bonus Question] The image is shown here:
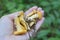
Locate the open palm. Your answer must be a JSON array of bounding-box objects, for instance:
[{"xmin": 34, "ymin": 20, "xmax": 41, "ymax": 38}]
[{"xmin": 0, "ymin": 6, "xmax": 44, "ymax": 40}]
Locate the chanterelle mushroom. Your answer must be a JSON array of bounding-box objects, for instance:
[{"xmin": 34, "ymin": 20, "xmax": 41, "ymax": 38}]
[
  {"xmin": 14, "ymin": 10, "xmax": 42, "ymax": 35},
  {"xmin": 26, "ymin": 10, "xmax": 42, "ymax": 27},
  {"xmin": 14, "ymin": 11, "xmax": 28, "ymax": 35}
]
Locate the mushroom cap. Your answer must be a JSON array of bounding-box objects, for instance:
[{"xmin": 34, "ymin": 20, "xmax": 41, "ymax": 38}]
[
  {"xmin": 19, "ymin": 11, "xmax": 24, "ymax": 16},
  {"xmin": 14, "ymin": 30, "xmax": 27, "ymax": 35},
  {"xmin": 37, "ymin": 11, "xmax": 42, "ymax": 19},
  {"xmin": 27, "ymin": 10, "xmax": 36, "ymax": 17}
]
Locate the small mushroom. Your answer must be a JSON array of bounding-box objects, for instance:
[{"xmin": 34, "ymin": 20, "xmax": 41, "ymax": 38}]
[
  {"xmin": 29, "ymin": 22, "xmax": 35, "ymax": 27},
  {"xmin": 26, "ymin": 10, "xmax": 36, "ymax": 17},
  {"xmin": 14, "ymin": 11, "xmax": 28, "ymax": 35},
  {"xmin": 14, "ymin": 17, "xmax": 27, "ymax": 35},
  {"xmin": 26, "ymin": 10, "xmax": 42, "ymax": 28},
  {"xmin": 37, "ymin": 11, "xmax": 42, "ymax": 19},
  {"xmin": 14, "ymin": 10, "xmax": 43, "ymax": 35}
]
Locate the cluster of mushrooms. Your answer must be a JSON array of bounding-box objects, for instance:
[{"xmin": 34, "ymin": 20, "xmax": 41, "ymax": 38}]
[{"xmin": 14, "ymin": 10, "xmax": 42, "ymax": 35}]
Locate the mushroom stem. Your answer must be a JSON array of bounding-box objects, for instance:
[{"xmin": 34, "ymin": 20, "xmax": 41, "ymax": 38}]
[{"xmin": 28, "ymin": 14, "xmax": 38, "ymax": 20}]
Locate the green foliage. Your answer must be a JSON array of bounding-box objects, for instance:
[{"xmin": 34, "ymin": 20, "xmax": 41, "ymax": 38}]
[
  {"xmin": 48, "ymin": 37, "xmax": 60, "ymax": 40},
  {"xmin": 37, "ymin": 29, "xmax": 50, "ymax": 38},
  {"xmin": 0, "ymin": 0, "xmax": 60, "ymax": 40}
]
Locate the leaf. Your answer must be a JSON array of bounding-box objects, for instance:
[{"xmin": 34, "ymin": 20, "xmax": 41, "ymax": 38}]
[
  {"xmin": 44, "ymin": 6, "xmax": 51, "ymax": 13},
  {"xmin": 37, "ymin": 30, "xmax": 50, "ymax": 39},
  {"xmin": 0, "ymin": 10, "xmax": 4, "ymax": 17},
  {"xmin": 17, "ymin": 4, "xmax": 25, "ymax": 10},
  {"xmin": 51, "ymin": 1, "xmax": 60, "ymax": 9},
  {"xmin": 55, "ymin": 29, "xmax": 60, "ymax": 37},
  {"xmin": 40, "ymin": 1, "xmax": 50, "ymax": 6},
  {"xmin": 48, "ymin": 37, "xmax": 60, "ymax": 40},
  {"xmin": 49, "ymin": 14, "xmax": 55, "ymax": 23},
  {"xmin": 54, "ymin": 10, "xmax": 59, "ymax": 18},
  {"xmin": 44, "ymin": 18, "xmax": 50, "ymax": 27},
  {"xmin": 5, "ymin": 2, "xmax": 16, "ymax": 10},
  {"xmin": 57, "ymin": 19, "xmax": 60, "ymax": 25},
  {"xmin": 9, "ymin": 9, "xmax": 18, "ymax": 13}
]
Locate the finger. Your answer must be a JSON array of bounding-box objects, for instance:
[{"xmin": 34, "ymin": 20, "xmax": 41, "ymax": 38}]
[
  {"xmin": 0, "ymin": 11, "xmax": 23, "ymax": 36},
  {"xmin": 8, "ymin": 6, "xmax": 38, "ymax": 19},
  {"xmin": 28, "ymin": 17, "xmax": 45, "ymax": 37},
  {"xmin": 27, "ymin": 7, "xmax": 45, "ymax": 37},
  {"xmin": 37, "ymin": 7, "xmax": 44, "ymax": 16},
  {"xmin": 5, "ymin": 34, "xmax": 30, "ymax": 40},
  {"xmin": 27, "ymin": 29, "xmax": 35, "ymax": 37},
  {"xmin": 25, "ymin": 6, "xmax": 38, "ymax": 15},
  {"xmin": 7, "ymin": 11, "xmax": 23, "ymax": 20},
  {"xmin": 35, "ymin": 17, "xmax": 45, "ymax": 32},
  {"xmin": 33, "ymin": 7, "xmax": 44, "ymax": 32}
]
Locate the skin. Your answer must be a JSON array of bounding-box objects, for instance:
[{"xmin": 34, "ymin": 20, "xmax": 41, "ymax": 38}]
[{"xmin": 0, "ymin": 6, "xmax": 44, "ymax": 40}]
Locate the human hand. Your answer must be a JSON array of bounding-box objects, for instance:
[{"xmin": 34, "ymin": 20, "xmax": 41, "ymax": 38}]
[{"xmin": 0, "ymin": 6, "xmax": 44, "ymax": 40}]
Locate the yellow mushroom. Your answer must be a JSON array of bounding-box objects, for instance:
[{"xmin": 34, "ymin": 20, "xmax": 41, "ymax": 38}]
[
  {"xmin": 14, "ymin": 10, "xmax": 43, "ymax": 35},
  {"xmin": 26, "ymin": 10, "xmax": 36, "ymax": 17},
  {"xmin": 27, "ymin": 10, "xmax": 42, "ymax": 20},
  {"xmin": 14, "ymin": 11, "xmax": 28, "ymax": 35},
  {"xmin": 14, "ymin": 17, "xmax": 27, "ymax": 35},
  {"xmin": 37, "ymin": 11, "xmax": 42, "ymax": 19},
  {"xmin": 26, "ymin": 10, "xmax": 42, "ymax": 27},
  {"xmin": 29, "ymin": 22, "xmax": 35, "ymax": 27},
  {"xmin": 19, "ymin": 13, "xmax": 27, "ymax": 30}
]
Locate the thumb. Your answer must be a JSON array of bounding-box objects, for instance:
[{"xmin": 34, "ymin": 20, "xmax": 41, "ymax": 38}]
[
  {"xmin": 0, "ymin": 11, "xmax": 22, "ymax": 36},
  {"xmin": 7, "ymin": 11, "xmax": 23, "ymax": 20}
]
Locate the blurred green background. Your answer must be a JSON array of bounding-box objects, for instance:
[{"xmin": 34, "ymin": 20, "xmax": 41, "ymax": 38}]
[{"xmin": 0, "ymin": 0, "xmax": 60, "ymax": 40}]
